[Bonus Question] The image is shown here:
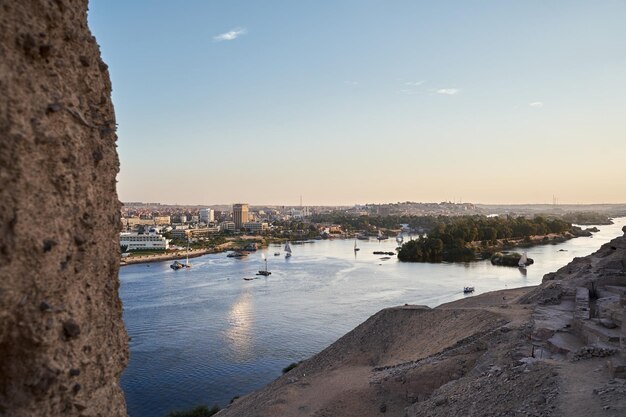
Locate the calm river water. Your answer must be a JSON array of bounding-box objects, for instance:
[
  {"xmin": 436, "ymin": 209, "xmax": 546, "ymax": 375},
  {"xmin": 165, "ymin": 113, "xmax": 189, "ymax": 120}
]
[{"xmin": 120, "ymin": 218, "xmax": 626, "ymax": 417}]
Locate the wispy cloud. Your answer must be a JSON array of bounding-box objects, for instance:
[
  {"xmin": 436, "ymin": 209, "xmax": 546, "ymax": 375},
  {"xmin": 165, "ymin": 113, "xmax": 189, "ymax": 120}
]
[
  {"xmin": 436, "ymin": 88, "xmax": 459, "ymax": 95},
  {"xmin": 529, "ymin": 101, "xmax": 544, "ymax": 108},
  {"xmin": 344, "ymin": 80, "xmax": 359, "ymax": 86},
  {"xmin": 213, "ymin": 28, "xmax": 247, "ymax": 42},
  {"xmin": 405, "ymin": 81, "xmax": 425, "ymax": 87}
]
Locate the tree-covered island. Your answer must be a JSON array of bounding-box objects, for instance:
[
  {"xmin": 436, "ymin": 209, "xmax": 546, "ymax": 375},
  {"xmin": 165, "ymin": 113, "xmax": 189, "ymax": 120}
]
[{"xmin": 397, "ymin": 215, "xmax": 592, "ymax": 263}]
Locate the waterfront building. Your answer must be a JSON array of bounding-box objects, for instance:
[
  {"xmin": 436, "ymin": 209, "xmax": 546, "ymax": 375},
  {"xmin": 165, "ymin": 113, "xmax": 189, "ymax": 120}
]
[
  {"xmin": 199, "ymin": 208, "xmax": 214, "ymax": 223},
  {"xmin": 120, "ymin": 232, "xmax": 169, "ymax": 251},
  {"xmin": 233, "ymin": 203, "xmax": 249, "ymax": 230},
  {"xmin": 243, "ymin": 222, "xmax": 269, "ymax": 233}
]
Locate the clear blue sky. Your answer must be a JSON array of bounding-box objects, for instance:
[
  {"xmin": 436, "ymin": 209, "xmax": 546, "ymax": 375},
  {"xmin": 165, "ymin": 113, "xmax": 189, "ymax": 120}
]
[{"xmin": 89, "ymin": 0, "xmax": 626, "ymax": 205}]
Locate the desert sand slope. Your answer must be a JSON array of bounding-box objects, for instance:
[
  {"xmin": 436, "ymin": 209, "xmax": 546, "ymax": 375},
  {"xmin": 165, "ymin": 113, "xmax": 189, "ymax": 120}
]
[{"xmin": 219, "ymin": 228, "xmax": 626, "ymax": 417}]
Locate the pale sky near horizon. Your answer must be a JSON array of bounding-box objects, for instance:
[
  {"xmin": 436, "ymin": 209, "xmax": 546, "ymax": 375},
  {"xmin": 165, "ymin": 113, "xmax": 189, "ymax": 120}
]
[{"xmin": 89, "ymin": 0, "xmax": 626, "ymax": 206}]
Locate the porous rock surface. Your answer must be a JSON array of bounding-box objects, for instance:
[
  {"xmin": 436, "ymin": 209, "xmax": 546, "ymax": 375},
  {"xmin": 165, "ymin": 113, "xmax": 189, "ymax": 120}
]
[{"xmin": 0, "ymin": 1, "xmax": 128, "ymax": 416}]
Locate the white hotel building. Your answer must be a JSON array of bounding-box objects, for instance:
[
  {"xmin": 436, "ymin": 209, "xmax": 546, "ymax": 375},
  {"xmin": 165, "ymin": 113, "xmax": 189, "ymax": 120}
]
[{"xmin": 120, "ymin": 232, "xmax": 170, "ymax": 251}]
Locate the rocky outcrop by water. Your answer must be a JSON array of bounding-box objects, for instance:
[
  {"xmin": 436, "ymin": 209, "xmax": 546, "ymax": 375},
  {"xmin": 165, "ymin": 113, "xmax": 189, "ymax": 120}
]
[
  {"xmin": 0, "ymin": 2, "xmax": 128, "ymax": 416},
  {"xmin": 490, "ymin": 251, "xmax": 535, "ymax": 267}
]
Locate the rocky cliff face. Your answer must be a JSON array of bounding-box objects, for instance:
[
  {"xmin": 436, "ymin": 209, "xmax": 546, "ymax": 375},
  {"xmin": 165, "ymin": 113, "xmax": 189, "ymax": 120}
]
[{"xmin": 0, "ymin": 1, "xmax": 128, "ymax": 416}]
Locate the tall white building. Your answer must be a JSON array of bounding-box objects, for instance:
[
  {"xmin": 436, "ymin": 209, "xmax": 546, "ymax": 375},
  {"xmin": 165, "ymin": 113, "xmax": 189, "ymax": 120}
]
[{"xmin": 199, "ymin": 208, "xmax": 214, "ymax": 223}]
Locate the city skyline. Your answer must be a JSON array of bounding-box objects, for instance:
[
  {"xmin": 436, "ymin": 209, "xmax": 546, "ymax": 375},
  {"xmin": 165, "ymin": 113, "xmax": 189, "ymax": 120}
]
[{"xmin": 89, "ymin": 1, "xmax": 626, "ymax": 205}]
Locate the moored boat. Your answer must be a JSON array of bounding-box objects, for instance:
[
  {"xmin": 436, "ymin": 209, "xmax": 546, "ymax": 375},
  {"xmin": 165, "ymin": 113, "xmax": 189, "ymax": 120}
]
[{"xmin": 170, "ymin": 260, "xmax": 185, "ymax": 270}]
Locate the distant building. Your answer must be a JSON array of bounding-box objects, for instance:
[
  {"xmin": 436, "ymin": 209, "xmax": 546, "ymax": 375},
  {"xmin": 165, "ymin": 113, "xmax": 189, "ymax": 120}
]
[
  {"xmin": 123, "ymin": 217, "xmax": 154, "ymax": 227},
  {"xmin": 120, "ymin": 232, "xmax": 169, "ymax": 251},
  {"xmin": 153, "ymin": 216, "xmax": 171, "ymax": 225},
  {"xmin": 243, "ymin": 222, "xmax": 269, "ymax": 233},
  {"xmin": 171, "ymin": 228, "xmax": 217, "ymax": 240},
  {"xmin": 199, "ymin": 208, "xmax": 214, "ymax": 223},
  {"xmin": 219, "ymin": 221, "xmax": 236, "ymax": 232},
  {"xmin": 233, "ymin": 203, "xmax": 249, "ymax": 230}
]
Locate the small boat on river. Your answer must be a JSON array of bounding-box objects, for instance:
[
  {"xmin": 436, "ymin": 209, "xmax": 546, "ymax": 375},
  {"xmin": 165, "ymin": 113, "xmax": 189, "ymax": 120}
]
[
  {"xmin": 463, "ymin": 287, "xmax": 475, "ymax": 294},
  {"xmin": 170, "ymin": 260, "xmax": 185, "ymax": 270},
  {"xmin": 518, "ymin": 252, "xmax": 529, "ymax": 269},
  {"xmin": 257, "ymin": 254, "xmax": 272, "ymax": 276}
]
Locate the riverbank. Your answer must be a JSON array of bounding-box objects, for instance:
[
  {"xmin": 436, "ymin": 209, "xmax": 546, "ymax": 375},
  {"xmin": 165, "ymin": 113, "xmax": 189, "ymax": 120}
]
[
  {"xmin": 120, "ymin": 245, "xmax": 231, "ymax": 266},
  {"xmin": 120, "ymin": 235, "xmax": 326, "ymax": 266},
  {"xmin": 218, "ymin": 227, "xmax": 626, "ymax": 417}
]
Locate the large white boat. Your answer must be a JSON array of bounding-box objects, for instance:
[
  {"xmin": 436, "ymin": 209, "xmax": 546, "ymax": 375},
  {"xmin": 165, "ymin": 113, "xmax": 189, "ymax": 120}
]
[{"xmin": 284, "ymin": 241, "xmax": 292, "ymax": 258}]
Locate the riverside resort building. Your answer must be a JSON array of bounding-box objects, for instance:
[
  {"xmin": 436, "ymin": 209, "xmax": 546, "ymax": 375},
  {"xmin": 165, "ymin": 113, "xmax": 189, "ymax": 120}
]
[{"xmin": 120, "ymin": 232, "xmax": 170, "ymax": 251}]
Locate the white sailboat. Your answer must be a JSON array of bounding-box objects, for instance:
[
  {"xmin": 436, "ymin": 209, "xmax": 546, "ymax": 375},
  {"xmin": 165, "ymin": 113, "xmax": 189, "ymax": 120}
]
[
  {"xmin": 171, "ymin": 238, "xmax": 192, "ymax": 269},
  {"xmin": 396, "ymin": 233, "xmax": 403, "ymax": 244},
  {"xmin": 518, "ymin": 252, "xmax": 528, "ymax": 268},
  {"xmin": 354, "ymin": 240, "xmax": 360, "ymax": 252},
  {"xmin": 284, "ymin": 241, "xmax": 292, "ymax": 258},
  {"xmin": 185, "ymin": 237, "xmax": 192, "ymax": 268}
]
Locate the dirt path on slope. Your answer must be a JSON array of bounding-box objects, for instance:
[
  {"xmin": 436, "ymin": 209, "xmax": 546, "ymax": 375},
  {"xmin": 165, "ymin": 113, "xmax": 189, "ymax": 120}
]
[{"xmin": 556, "ymin": 357, "xmax": 625, "ymax": 417}]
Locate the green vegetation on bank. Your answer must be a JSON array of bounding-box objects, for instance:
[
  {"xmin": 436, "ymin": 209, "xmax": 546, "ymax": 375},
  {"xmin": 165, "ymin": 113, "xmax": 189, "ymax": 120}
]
[
  {"xmin": 397, "ymin": 215, "xmax": 572, "ymax": 263},
  {"xmin": 282, "ymin": 361, "xmax": 301, "ymax": 374},
  {"xmin": 561, "ymin": 212, "xmax": 613, "ymax": 225},
  {"xmin": 166, "ymin": 404, "xmax": 220, "ymax": 417}
]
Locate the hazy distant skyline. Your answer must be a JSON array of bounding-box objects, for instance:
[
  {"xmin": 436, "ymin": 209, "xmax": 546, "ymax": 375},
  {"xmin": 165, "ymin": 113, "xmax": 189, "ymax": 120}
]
[{"xmin": 89, "ymin": 1, "xmax": 626, "ymax": 206}]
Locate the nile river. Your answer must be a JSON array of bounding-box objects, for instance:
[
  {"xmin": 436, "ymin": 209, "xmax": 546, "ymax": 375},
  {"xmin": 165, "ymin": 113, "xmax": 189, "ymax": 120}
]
[{"xmin": 120, "ymin": 218, "xmax": 626, "ymax": 417}]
